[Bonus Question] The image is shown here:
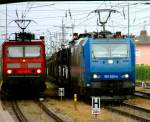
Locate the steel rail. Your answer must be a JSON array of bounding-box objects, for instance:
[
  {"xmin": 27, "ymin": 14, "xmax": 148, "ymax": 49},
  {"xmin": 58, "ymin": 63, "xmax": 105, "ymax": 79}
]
[
  {"xmin": 36, "ymin": 101, "xmax": 64, "ymax": 122},
  {"xmin": 11, "ymin": 100, "xmax": 28, "ymax": 122},
  {"xmin": 134, "ymin": 91, "xmax": 150, "ymax": 99},
  {"xmin": 105, "ymin": 107, "xmax": 150, "ymax": 122},
  {"xmin": 123, "ymin": 102, "xmax": 150, "ymax": 113}
]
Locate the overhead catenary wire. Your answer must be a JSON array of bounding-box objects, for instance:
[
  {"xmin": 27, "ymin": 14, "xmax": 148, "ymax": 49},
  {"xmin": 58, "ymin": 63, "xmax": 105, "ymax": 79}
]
[{"xmin": 1, "ymin": 1, "xmax": 150, "ymax": 37}]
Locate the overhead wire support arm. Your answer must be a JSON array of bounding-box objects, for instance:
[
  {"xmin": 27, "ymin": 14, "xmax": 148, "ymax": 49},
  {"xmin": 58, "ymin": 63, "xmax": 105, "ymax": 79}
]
[
  {"xmin": 95, "ymin": 9, "xmax": 117, "ymax": 23},
  {"xmin": 14, "ymin": 19, "xmax": 34, "ymax": 42},
  {"xmin": 93, "ymin": 9, "xmax": 119, "ymax": 32},
  {"xmin": 14, "ymin": 19, "xmax": 31, "ymax": 33},
  {"xmin": 87, "ymin": 8, "xmax": 120, "ymax": 38},
  {"xmin": 14, "ymin": 19, "xmax": 31, "ymax": 28}
]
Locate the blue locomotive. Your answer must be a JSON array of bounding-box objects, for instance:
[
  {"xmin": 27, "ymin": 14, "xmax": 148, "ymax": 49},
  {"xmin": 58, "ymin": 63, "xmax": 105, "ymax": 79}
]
[
  {"xmin": 47, "ymin": 9, "xmax": 135, "ymax": 99},
  {"xmin": 47, "ymin": 32, "xmax": 135, "ymax": 99}
]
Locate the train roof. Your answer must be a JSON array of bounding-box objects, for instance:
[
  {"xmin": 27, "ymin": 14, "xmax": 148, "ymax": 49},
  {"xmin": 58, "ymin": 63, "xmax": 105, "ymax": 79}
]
[
  {"xmin": 2, "ymin": 39, "xmax": 45, "ymax": 46},
  {"xmin": 72, "ymin": 31, "xmax": 131, "ymax": 40}
]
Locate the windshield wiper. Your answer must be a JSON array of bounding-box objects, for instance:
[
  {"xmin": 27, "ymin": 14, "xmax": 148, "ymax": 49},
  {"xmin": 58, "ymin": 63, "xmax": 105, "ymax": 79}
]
[{"xmin": 92, "ymin": 50, "xmax": 96, "ymax": 59}]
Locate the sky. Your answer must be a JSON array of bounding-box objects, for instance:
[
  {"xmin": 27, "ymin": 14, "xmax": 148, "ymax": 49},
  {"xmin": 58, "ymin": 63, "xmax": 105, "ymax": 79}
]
[{"xmin": 1, "ymin": 1, "xmax": 150, "ymax": 55}]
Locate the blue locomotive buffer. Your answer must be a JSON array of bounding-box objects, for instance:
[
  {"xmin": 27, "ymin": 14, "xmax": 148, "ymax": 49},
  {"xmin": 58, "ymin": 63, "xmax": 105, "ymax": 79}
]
[{"xmin": 82, "ymin": 37, "xmax": 135, "ymax": 95}]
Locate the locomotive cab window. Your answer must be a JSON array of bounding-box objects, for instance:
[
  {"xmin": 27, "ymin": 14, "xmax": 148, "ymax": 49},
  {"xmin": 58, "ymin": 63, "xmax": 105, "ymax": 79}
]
[
  {"xmin": 25, "ymin": 46, "xmax": 40, "ymax": 57},
  {"xmin": 91, "ymin": 44, "xmax": 109, "ymax": 58},
  {"xmin": 111, "ymin": 44, "xmax": 129, "ymax": 58},
  {"xmin": 7, "ymin": 46, "xmax": 23, "ymax": 57},
  {"xmin": 7, "ymin": 45, "xmax": 41, "ymax": 58},
  {"xmin": 91, "ymin": 43, "xmax": 129, "ymax": 58}
]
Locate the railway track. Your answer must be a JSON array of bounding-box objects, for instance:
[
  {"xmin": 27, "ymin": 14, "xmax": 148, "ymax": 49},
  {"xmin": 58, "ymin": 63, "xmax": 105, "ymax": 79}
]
[
  {"xmin": 105, "ymin": 102, "xmax": 150, "ymax": 122},
  {"xmin": 11, "ymin": 100, "xmax": 28, "ymax": 122},
  {"xmin": 36, "ymin": 101, "xmax": 64, "ymax": 122},
  {"xmin": 134, "ymin": 91, "xmax": 150, "ymax": 99},
  {"xmin": 11, "ymin": 100, "xmax": 64, "ymax": 122}
]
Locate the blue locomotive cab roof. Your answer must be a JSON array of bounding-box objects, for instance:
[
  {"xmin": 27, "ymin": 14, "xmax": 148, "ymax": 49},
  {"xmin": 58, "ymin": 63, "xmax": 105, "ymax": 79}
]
[{"xmin": 91, "ymin": 37, "xmax": 132, "ymax": 43}]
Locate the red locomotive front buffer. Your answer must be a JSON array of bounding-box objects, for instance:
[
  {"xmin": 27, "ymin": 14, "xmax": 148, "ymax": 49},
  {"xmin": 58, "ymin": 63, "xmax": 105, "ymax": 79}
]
[{"xmin": 1, "ymin": 40, "xmax": 46, "ymax": 96}]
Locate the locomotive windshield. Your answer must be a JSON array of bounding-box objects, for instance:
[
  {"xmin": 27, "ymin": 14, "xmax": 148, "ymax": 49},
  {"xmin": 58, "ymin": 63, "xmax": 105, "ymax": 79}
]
[
  {"xmin": 91, "ymin": 43, "xmax": 129, "ymax": 58},
  {"xmin": 7, "ymin": 45, "xmax": 40, "ymax": 57}
]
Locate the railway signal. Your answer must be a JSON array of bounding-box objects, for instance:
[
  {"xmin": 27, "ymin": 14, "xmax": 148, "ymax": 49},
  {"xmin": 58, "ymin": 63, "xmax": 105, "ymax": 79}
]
[
  {"xmin": 91, "ymin": 97, "xmax": 100, "ymax": 115},
  {"xmin": 58, "ymin": 88, "xmax": 65, "ymax": 101}
]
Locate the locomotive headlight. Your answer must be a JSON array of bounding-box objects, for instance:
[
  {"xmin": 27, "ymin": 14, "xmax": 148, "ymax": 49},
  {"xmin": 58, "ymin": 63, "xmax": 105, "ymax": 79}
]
[
  {"xmin": 124, "ymin": 74, "xmax": 129, "ymax": 78},
  {"xmin": 86, "ymin": 83, "xmax": 90, "ymax": 87},
  {"xmin": 108, "ymin": 60, "xmax": 113, "ymax": 64},
  {"xmin": 37, "ymin": 69, "xmax": 41, "ymax": 74},
  {"xmin": 22, "ymin": 59, "xmax": 26, "ymax": 62},
  {"xmin": 93, "ymin": 74, "xmax": 98, "ymax": 79},
  {"xmin": 122, "ymin": 74, "xmax": 129, "ymax": 79},
  {"xmin": 7, "ymin": 69, "xmax": 12, "ymax": 74}
]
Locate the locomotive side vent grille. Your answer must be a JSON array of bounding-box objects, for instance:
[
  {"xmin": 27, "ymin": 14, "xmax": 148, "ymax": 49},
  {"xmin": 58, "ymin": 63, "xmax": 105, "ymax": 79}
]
[
  {"xmin": 28, "ymin": 63, "xmax": 41, "ymax": 68},
  {"xmin": 7, "ymin": 63, "xmax": 21, "ymax": 68}
]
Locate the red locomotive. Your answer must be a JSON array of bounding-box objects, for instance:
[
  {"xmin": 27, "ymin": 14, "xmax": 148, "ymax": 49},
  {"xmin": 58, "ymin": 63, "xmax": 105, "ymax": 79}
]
[{"xmin": 1, "ymin": 33, "xmax": 46, "ymax": 96}]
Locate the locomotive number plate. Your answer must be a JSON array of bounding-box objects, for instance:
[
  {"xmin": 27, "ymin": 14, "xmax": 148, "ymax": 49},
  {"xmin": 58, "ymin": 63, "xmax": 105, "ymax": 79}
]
[{"xmin": 104, "ymin": 75, "xmax": 118, "ymax": 79}]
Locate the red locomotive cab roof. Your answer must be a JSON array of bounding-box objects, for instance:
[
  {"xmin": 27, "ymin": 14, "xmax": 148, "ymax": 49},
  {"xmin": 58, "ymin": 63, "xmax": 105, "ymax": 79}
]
[
  {"xmin": 2, "ymin": 33, "xmax": 45, "ymax": 45},
  {"xmin": 31, "ymin": 39, "xmax": 45, "ymax": 42},
  {"xmin": 2, "ymin": 39, "xmax": 45, "ymax": 46}
]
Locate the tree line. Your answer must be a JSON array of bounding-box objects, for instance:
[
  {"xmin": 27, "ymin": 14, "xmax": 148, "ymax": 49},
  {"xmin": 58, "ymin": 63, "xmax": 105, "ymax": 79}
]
[{"xmin": 136, "ymin": 64, "xmax": 150, "ymax": 82}]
